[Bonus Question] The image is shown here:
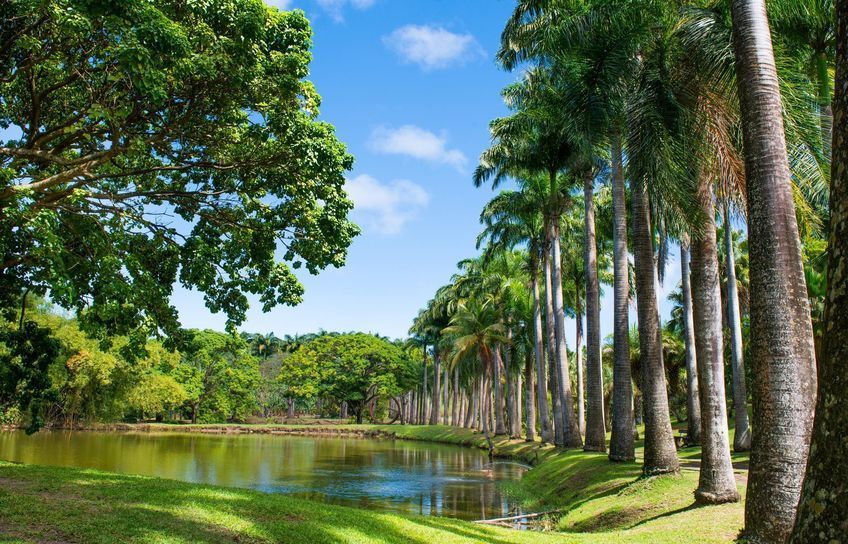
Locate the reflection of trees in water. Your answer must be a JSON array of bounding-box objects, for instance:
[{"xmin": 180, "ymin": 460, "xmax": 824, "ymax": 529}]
[{"xmin": 0, "ymin": 432, "xmax": 521, "ymax": 519}]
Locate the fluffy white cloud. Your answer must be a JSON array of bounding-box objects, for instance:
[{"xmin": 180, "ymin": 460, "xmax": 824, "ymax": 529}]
[
  {"xmin": 383, "ymin": 25, "xmax": 484, "ymax": 70},
  {"xmin": 368, "ymin": 125, "xmax": 467, "ymax": 171},
  {"xmin": 316, "ymin": 0, "xmax": 375, "ymax": 22},
  {"xmin": 345, "ymin": 175, "xmax": 429, "ymax": 235},
  {"xmin": 264, "ymin": 0, "xmax": 292, "ymax": 9}
]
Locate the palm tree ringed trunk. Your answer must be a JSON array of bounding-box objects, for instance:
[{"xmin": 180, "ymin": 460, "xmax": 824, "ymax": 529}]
[
  {"xmin": 689, "ymin": 177, "xmax": 740, "ymax": 504},
  {"xmin": 731, "ymin": 2, "xmax": 818, "ymax": 540},
  {"xmin": 723, "ymin": 204, "xmax": 751, "ymax": 452},
  {"xmin": 680, "ymin": 236, "xmax": 701, "ymax": 446},
  {"xmin": 531, "ymin": 250, "xmax": 553, "ymax": 443},
  {"xmin": 430, "ymin": 349, "xmax": 441, "ymax": 425},
  {"xmin": 575, "ymin": 288, "xmax": 585, "ymax": 437},
  {"xmin": 582, "ymin": 171, "xmax": 607, "ymax": 452},
  {"xmin": 493, "ymin": 345, "xmax": 507, "ymax": 435},
  {"xmin": 544, "ymin": 244, "xmax": 565, "ymax": 446},
  {"xmin": 631, "ymin": 181, "xmax": 679, "ymax": 475},
  {"xmin": 609, "ymin": 132, "xmax": 635, "ymax": 462},
  {"xmin": 791, "ymin": 4, "xmax": 848, "ymax": 537},
  {"xmin": 551, "ymin": 215, "xmax": 584, "ymax": 448},
  {"xmin": 524, "ymin": 349, "xmax": 537, "ymax": 441}
]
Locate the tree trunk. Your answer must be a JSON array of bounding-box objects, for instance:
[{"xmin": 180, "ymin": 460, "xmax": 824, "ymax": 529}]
[
  {"xmin": 524, "ymin": 349, "xmax": 537, "ymax": 441},
  {"xmin": 631, "ymin": 181, "xmax": 679, "ymax": 475},
  {"xmin": 575, "ymin": 290, "xmax": 585, "ymax": 437},
  {"xmin": 551, "ymin": 218, "xmax": 584, "ymax": 448},
  {"xmin": 340, "ymin": 401, "xmax": 348, "ymax": 420},
  {"xmin": 609, "ymin": 132, "xmax": 635, "ymax": 461},
  {"xmin": 514, "ymin": 371, "xmax": 522, "ymax": 438},
  {"xmin": 680, "ymin": 236, "xmax": 701, "ymax": 446},
  {"xmin": 723, "ymin": 204, "xmax": 751, "ymax": 452},
  {"xmin": 287, "ymin": 397, "xmax": 295, "ymax": 419},
  {"xmin": 430, "ymin": 350, "xmax": 441, "ymax": 425},
  {"xmin": 451, "ymin": 368, "xmax": 459, "ymax": 426},
  {"xmin": 443, "ymin": 365, "xmax": 450, "ymax": 425},
  {"xmin": 689, "ymin": 177, "xmax": 740, "ymax": 504},
  {"xmin": 493, "ymin": 345, "xmax": 507, "ymax": 435},
  {"xmin": 531, "ymin": 252, "xmax": 553, "ymax": 443},
  {"xmin": 731, "ymin": 1, "xmax": 818, "ymax": 540},
  {"xmin": 582, "ymin": 172, "xmax": 607, "ymax": 452},
  {"xmin": 544, "ymin": 247, "xmax": 565, "ymax": 446},
  {"xmin": 790, "ymin": 5, "xmax": 848, "ymax": 538}
]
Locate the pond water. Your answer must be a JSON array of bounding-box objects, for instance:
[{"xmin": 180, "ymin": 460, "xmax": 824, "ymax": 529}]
[{"xmin": 0, "ymin": 430, "xmax": 526, "ymax": 521}]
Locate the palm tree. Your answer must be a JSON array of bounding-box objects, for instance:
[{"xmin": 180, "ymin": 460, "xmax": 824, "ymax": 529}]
[
  {"xmin": 475, "ymin": 82, "xmax": 583, "ymax": 447},
  {"xmin": 721, "ymin": 204, "xmax": 751, "ymax": 452},
  {"xmin": 731, "ymin": 1, "xmax": 819, "ymax": 539},
  {"xmin": 678, "ymin": 236, "xmax": 701, "ymax": 446},
  {"xmin": 443, "ymin": 298, "xmax": 508, "ymax": 444},
  {"xmin": 791, "ymin": 3, "xmax": 847, "ymax": 539},
  {"xmin": 478, "ymin": 188, "xmax": 548, "ymax": 442}
]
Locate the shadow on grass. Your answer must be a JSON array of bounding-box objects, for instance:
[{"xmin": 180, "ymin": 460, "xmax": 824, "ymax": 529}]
[{"xmin": 0, "ymin": 463, "xmax": 548, "ymax": 544}]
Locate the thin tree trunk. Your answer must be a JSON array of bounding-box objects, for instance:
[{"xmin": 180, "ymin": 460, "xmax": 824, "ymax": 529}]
[
  {"xmin": 551, "ymin": 217, "xmax": 584, "ymax": 448},
  {"xmin": 689, "ymin": 177, "xmax": 740, "ymax": 504},
  {"xmin": 287, "ymin": 397, "xmax": 295, "ymax": 419},
  {"xmin": 731, "ymin": 2, "xmax": 818, "ymax": 540},
  {"xmin": 524, "ymin": 349, "xmax": 537, "ymax": 441},
  {"xmin": 583, "ymin": 171, "xmax": 606, "ymax": 452},
  {"xmin": 430, "ymin": 350, "xmax": 441, "ymax": 425},
  {"xmin": 443, "ymin": 364, "xmax": 450, "ymax": 425},
  {"xmin": 493, "ymin": 345, "xmax": 507, "ymax": 435},
  {"xmin": 452, "ymin": 368, "xmax": 459, "ymax": 426},
  {"xmin": 723, "ymin": 204, "xmax": 751, "ymax": 452},
  {"xmin": 575, "ymin": 288, "xmax": 585, "ymax": 437},
  {"xmin": 531, "ymin": 252, "xmax": 552, "ymax": 443},
  {"xmin": 680, "ymin": 236, "xmax": 701, "ymax": 446},
  {"xmin": 609, "ymin": 131, "xmax": 635, "ymax": 461},
  {"xmin": 790, "ymin": 6, "xmax": 848, "ymax": 538},
  {"xmin": 631, "ymin": 181, "xmax": 679, "ymax": 475},
  {"xmin": 513, "ymin": 371, "xmax": 522, "ymax": 438},
  {"xmin": 544, "ymin": 246, "xmax": 565, "ymax": 446}
]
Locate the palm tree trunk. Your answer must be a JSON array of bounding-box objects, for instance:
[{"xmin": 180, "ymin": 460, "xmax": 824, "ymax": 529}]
[
  {"xmin": 531, "ymin": 252, "xmax": 552, "ymax": 443},
  {"xmin": 493, "ymin": 345, "xmax": 507, "ymax": 435},
  {"xmin": 791, "ymin": 7, "xmax": 848, "ymax": 536},
  {"xmin": 575, "ymin": 288, "xmax": 585, "ymax": 437},
  {"xmin": 443, "ymin": 364, "xmax": 450, "ymax": 425},
  {"xmin": 731, "ymin": 2, "xmax": 818, "ymax": 540},
  {"xmin": 551, "ymin": 218, "xmax": 584, "ymax": 448},
  {"xmin": 689, "ymin": 177, "xmax": 740, "ymax": 504},
  {"xmin": 723, "ymin": 204, "xmax": 751, "ymax": 452},
  {"xmin": 513, "ymin": 372, "xmax": 522, "ymax": 438},
  {"xmin": 609, "ymin": 131, "xmax": 635, "ymax": 462},
  {"xmin": 430, "ymin": 350, "xmax": 441, "ymax": 425},
  {"xmin": 544, "ymin": 247, "xmax": 565, "ymax": 446},
  {"xmin": 631, "ymin": 181, "xmax": 679, "ymax": 475},
  {"xmin": 680, "ymin": 236, "xmax": 701, "ymax": 446},
  {"xmin": 524, "ymin": 349, "xmax": 537, "ymax": 441},
  {"xmin": 452, "ymin": 368, "xmax": 459, "ymax": 426},
  {"xmin": 583, "ymin": 171, "xmax": 606, "ymax": 452}
]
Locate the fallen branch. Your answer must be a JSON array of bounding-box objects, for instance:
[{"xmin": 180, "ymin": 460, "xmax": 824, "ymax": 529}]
[{"xmin": 474, "ymin": 509, "xmax": 560, "ymax": 524}]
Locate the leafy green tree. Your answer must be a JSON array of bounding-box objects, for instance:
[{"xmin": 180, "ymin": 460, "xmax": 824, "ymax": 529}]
[
  {"xmin": 0, "ymin": 0, "xmax": 358, "ymax": 347},
  {"xmin": 280, "ymin": 333, "xmax": 415, "ymax": 424},
  {"xmin": 177, "ymin": 330, "xmax": 260, "ymax": 423}
]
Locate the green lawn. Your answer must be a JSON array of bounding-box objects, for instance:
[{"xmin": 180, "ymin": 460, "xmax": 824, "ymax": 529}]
[{"xmin": 0, "ymin": 424, "xmax": 747, "ymax": 543}]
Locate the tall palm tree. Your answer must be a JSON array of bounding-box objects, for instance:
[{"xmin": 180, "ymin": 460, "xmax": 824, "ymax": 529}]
[
  {"xmin": 475, "ymin": 82, "xmax": 583, "ymax": 447},
  {"xmin": 678, "ymin": 236, "xmax": 701, "ymax": 446},
  {"xmin": 443, "ymin": 298, "xmax": 508, "ymax": 444},
  {"xmin": 791, "ymin": 3, "xmax": 847, "ymax": 539},
  {"xmin": 731, "ymin": 1, "xmax": 819, "ymax": 539},
  {"xmin": 721, "ymin": 204, "xmax": 751, "ymax": 452}
]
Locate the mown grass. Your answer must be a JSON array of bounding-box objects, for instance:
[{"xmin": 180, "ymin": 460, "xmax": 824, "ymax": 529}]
[{"xmin": 0, "ymin": 423, "xmax": 748, "ymax": 543}]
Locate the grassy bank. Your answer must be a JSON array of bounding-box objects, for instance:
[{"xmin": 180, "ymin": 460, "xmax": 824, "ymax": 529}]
[{"xmin": 0, "ymin": 424, "xmax": 747, "ymax": 543}]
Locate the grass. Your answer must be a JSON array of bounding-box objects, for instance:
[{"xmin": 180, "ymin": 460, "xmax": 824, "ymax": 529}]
[{"xmin": 0, "ymin": 423, "xmax": 748, "ymax": 543}]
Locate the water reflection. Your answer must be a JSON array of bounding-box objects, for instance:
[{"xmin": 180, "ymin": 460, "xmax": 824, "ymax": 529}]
[{"xmin": 0, "ymin": 430, "xmax": 524, "ymax": 520}]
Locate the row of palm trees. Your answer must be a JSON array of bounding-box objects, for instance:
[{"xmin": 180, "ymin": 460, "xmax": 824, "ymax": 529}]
[{"xmin": 403, "ymin": 1, "xmax": 845, "ymax": 542}]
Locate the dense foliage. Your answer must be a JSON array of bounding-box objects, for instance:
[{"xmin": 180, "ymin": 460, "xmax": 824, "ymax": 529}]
[{"xmin": 0, "ymin": 0, "xmax": 358, "ymax": 345}]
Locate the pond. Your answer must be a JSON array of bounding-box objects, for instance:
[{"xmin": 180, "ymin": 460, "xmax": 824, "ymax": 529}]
[{"xmin": 0, "ymin": 430, "xmax": 527, "ymax": 521}]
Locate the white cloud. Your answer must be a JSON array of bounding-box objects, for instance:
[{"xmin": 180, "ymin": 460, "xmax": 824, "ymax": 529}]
[
  {"xmin": 316, "ymin": 0, "xmax": 375, "ymax": 22},
  {"xmin": 368, "ymin": 125, "xmax": 467, "ymax": 171},
  {"xmin": 345, "ymin": 175, "xmax": 429, "ymax": 235},
  {"xmin": 264, "ymin": 0, "xmax": 292, "ymax": 9},
  {"xmin": 383, "ymin": 25, "xmax": 484, "ymax": 70}
]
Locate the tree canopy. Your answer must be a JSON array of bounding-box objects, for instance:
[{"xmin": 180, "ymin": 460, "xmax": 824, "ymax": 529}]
[{"xmin": 0, "ymin": 0, "xmax": 359, "ymax": 346}]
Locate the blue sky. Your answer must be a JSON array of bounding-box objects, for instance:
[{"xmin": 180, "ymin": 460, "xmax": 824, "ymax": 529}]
[{"xmin": 172, "ymin": 0, "xmax": 682, "ymax": 343}]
